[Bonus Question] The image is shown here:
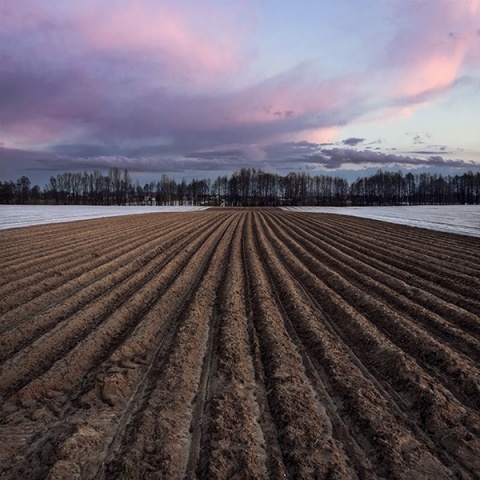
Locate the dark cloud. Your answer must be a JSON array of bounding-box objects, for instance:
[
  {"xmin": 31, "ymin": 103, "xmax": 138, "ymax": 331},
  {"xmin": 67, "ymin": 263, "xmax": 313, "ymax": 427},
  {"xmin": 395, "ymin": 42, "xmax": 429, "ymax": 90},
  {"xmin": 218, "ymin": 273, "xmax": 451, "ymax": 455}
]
[
  {"xmin": 184, "ymin": 149, "xmax": 245, "ymax": 160},
  {"xmin": 341, "ymin": 137, "xmax": 365, "ymax": 146},
  {"xmin": 411, "ymin": 150, "xmax": 452, "ymax": 155},
  {"xmin": 268, "ymin": 109, "xmax": 295, "ymax": 119},
  {"xmin": 2, "ymin": 141, "xmax": 479, "ymax": 187},
  {"xmin": 303, "ymin": 148, "xmax": 479, "ymax": 170},
  {"xmin": 51, "ymin": 144, "xmax": 117, "ymax": 158},
  {"xmin": 0, "ymin": 146, "xmax": 73, "ymax": 183},
  {"xmin": 38, "ymin": 155, "xmax": 241, "ymax": 175},
  {"xmin": 264, "ymin": 141, "xmax": 320, "ymax": 158}
]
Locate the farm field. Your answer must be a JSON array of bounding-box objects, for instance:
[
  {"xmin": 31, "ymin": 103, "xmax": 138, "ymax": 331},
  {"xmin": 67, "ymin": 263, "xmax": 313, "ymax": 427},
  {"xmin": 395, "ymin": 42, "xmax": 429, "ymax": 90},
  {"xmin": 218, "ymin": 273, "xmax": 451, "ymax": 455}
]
[{"xmin": 1, "ymin": 208, "xmax": 480, "ymax": 479}]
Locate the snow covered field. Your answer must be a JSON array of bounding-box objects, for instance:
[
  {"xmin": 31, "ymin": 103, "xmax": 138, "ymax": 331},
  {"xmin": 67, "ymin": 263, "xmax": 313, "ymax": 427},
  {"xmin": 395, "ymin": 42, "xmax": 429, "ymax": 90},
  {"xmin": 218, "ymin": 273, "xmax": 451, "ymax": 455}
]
[
  {"xmin": 1, "ymin": 204, "xmax": 479, "ymax": 237},
  {"xmin": 282, "ymin": 205, "xmax": 480, "ymax": 238},
  {"xmin": 0, "ymin": 205, "xmax": 209, "ymax": 230}
]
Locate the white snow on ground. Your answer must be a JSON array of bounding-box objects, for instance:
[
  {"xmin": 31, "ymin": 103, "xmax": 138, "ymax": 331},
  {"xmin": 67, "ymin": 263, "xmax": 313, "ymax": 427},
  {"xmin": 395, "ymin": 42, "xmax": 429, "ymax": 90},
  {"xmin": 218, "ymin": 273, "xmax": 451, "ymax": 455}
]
[
  {"xmin": 0, "ymin": 205, "xmax": 209, "ymax": 230},
  {"xmin": 1, "ymin": 204, "xmax": 479, "ymax": 237},
  {"xmin": 281, "ymin": 205, "xmax": 480, "ymax": 238}
]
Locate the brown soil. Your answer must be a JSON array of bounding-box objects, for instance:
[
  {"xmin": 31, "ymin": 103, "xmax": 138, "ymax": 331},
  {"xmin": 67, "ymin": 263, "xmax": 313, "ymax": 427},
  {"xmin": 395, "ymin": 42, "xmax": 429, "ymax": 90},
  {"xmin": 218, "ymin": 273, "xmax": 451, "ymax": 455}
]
[{"xmin": 1, "ymin": 208, "xmax": 479, "ymax": 479}]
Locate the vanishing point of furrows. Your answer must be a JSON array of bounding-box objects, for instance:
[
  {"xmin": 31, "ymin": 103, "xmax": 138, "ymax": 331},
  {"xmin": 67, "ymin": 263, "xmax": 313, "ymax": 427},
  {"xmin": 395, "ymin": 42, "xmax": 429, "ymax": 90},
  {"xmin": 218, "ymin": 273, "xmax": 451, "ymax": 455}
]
[{"xmin": 1, "ymin": 208, "xmax": 479, "ymax": 479}]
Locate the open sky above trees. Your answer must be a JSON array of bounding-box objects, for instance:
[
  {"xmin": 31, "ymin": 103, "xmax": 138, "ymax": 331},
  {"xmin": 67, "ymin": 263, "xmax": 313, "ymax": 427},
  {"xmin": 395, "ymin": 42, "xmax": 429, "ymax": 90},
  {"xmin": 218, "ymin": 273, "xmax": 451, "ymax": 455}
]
[{"xmin": 1, "ymin": 0, "xmax": 480, "ymax": 186}]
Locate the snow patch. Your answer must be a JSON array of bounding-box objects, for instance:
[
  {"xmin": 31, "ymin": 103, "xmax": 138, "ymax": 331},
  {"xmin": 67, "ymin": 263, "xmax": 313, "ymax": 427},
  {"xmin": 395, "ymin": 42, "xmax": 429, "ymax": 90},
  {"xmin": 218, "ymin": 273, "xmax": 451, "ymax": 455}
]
[
  {"xmin": 0, "ymin": 205, "xmax": 210, "ymax": 230},
  {"xmin": 281, "ymin": 205, "xmax": 480, "ymax": 238}
]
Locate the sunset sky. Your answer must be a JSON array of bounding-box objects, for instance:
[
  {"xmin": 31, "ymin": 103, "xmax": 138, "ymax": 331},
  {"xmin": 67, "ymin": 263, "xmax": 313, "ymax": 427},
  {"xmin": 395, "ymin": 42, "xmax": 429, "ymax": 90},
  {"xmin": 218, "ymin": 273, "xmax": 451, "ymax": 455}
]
[{"xmin": 1, "ymin": 0, "xmax": 480, "ymax": 185}]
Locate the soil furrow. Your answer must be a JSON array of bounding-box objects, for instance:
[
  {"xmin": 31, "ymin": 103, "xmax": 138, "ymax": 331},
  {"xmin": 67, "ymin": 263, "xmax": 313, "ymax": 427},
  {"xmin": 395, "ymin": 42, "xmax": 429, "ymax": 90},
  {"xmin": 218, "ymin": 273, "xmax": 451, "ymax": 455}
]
[
  {"xmin": 0, "ymin": 214, "xmax": 155, "ymax": 274},
  {"xmin": 273, "ymin": 213, "xmax": 480, "ymax": 359},
  {"xmin": 183, "ymin": 217, "xmax": 242, "ymax": 479},
  {"xmin": 1, "ymin": 213, "xmax": 239, "ymax": 479},
  {"xmin": 305, "ymin": 213, "xmax": 480, "ymax": 265},
  {"xmin": 254, "ymin": 211, "xmax": 456, "ymax": 479},
  {"xmin": 284, "ymin": 213, "xmax": 480, "ymax": 319},
  {"xmin": 0, "ymin": 215, "xmax": 199, "ymax": 315},
  {"xmin": 191, "ymin": 214, "xmax": 271, "ymax": 480},
  {"xmin": 243, "ymin": 211, "xmax": 356, "ymax": 479},
  {"xmin": 0, "ymin": 215, "xmax": 228, "ymax": 401},
  {"xmin": 258, "ymin": 212, "xmax": 480, "ymax": 476},
  {"xmin": 264, "ymin": 213, "xmax": 480, "ymax": 412},
  {"xmin": 0, "ymin": 212, "xmax": 187, "ymax": 262},
  {"xmin": 240, "ymin": 217, "xmax": 290, "ymax": 479},
  {"xmin": 291, "ymin": 212, "xmax": 480, "ymax": 275},
  {"xmin": 99, "ymin": 213, "xmax": 239, "ymax": 479},
  {"xmin": 287, "ymin": 213, "xmax": 480, "ymax": 298},
  {"xmin": 0, "ymin": 215, "xmax": 221, "ymax": 357}
]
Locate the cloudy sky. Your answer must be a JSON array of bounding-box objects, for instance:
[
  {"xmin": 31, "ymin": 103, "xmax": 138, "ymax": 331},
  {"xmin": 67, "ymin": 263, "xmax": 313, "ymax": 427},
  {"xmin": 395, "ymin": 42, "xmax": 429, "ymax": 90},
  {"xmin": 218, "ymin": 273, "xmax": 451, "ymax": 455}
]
[{"xmin": 1, "ymin": 0, "xmax": 480, "ymax": 185}]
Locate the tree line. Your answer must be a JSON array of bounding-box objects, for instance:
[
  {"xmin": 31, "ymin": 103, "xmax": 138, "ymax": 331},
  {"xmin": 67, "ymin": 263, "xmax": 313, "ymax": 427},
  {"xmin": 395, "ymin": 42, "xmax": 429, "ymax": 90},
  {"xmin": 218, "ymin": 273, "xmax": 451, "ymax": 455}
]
[{"xmin": 1, "ymin": 167, "xmax": 479, "ymax": 206}]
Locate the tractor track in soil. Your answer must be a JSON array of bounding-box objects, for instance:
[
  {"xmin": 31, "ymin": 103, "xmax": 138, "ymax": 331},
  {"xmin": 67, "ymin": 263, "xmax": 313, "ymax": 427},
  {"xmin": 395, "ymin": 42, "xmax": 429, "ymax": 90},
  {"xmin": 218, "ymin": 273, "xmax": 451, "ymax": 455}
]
[{"xmin": 1, "ymin": 208, "xmax": 479, "ymax": 479}]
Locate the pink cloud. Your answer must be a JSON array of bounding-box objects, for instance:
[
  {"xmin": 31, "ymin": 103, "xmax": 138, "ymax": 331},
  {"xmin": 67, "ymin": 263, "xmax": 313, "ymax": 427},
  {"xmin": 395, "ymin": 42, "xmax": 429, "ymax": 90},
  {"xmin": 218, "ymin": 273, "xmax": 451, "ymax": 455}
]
[
  {"xmin": 1, "ymin": 1, "xmax": 254, "ymax": 93},
  {"xmin": 215, "ymin": 69, "xmax": 360, "ymax": 134},
  {"xmin": 0, "ymin": 1, "xmax": 50, "ymax": 33},
  {"xmin": 283, "ymin": 126, "xmax": 340, "ymax": 146},
  {"xmin": 3, "ymin": 118, "xmax": 72, "ymax": 149},
  {"xmin": 74, "ymin": 1, "xmax": 252, "ymax": 90},
  {"xmin": 386, "ymin": 0, "xmax": 480, "ymax": 99},
  {"xmin": 400, "ymin": 43, "xmax": 467, "ymax": 97}
]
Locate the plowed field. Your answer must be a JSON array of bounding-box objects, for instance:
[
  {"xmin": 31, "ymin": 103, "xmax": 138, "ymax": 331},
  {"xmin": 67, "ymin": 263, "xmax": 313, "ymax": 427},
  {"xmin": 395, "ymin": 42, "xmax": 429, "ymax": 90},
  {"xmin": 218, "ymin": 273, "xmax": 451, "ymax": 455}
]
[{"xmin": 1, "ymin": 208, "xmax": 479, "ymax": 479}]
